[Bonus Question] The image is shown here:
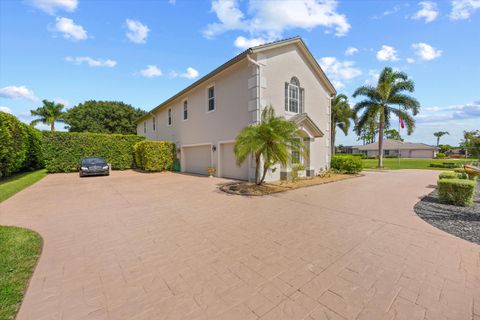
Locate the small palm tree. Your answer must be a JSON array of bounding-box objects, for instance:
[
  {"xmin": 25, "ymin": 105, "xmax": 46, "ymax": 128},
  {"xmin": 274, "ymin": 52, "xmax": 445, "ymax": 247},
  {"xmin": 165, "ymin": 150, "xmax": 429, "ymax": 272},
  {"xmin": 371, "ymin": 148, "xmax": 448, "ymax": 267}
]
[
  {"xmin": 234, "ymin": 106, "xmax": 305, "ymax": 185},
  {"xmin": 30, "ymin": 100, "xmax": 65, "ymax": 132},
  {"xmin": 353, "ymin": 67, "xmax": 420, "ymax": 167},
  {"xmin": 433, "ymin": 131, "xmax": 449, "ymax": 147},
  {"xmin": 331, "ymin": 94, "xmax": 356, "ymax": 155}
]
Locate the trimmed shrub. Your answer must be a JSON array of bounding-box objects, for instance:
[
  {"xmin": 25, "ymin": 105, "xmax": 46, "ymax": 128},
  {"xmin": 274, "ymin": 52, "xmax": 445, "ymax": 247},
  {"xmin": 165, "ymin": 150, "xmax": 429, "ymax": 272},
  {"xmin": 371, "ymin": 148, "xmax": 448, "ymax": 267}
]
[
  {"xmin": 42, "ymin": 132, "xmax": 143, "ymax": 172},
  {"xmin": 0, "ymin": 112, "xmax": 43, "ymax": 177},
  {"xmin": 453, "ymin": 168, "xmax": 469, "ymax": 179},
  {"xmin": 437, "ymin": 179, "xmax": 477, "ymax": 206},
  {"xmin": 436, "ymin": 152, "xmax": 446, "ymax": 158},
  {"xmin": 134, "ymin": 140, "xmax": 176, "ymax": 172},
  {"xmin": 330, "ymin": 155, "xmax": 363, "ymax": 174},
  {"xmin": 438, "ymin": 171, "xmax": 460, "ymax": 179}
]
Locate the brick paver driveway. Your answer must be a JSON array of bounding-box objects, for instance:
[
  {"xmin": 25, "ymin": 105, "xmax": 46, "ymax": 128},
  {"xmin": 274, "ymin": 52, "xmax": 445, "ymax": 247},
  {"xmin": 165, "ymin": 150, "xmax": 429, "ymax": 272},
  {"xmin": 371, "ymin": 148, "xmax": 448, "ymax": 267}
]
[{"xmin": 1, "ymin": 170, "xmax": 479, "ymax": 320}]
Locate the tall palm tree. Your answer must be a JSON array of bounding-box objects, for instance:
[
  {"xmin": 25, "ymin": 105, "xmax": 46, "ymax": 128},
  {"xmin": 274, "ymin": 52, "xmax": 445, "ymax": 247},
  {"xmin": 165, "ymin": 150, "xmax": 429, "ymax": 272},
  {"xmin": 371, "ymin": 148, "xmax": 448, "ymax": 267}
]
[
  {"xmin": 234, "ymin": 106, "xmax": 305, "ymax": 185},
  {"xmin": 433, "ymin": 131, "xmax": 449, "ymax": 147},
  {"xmin": 30, "ymin": 100, "xmax": 65, "ymax": 132},
  {"xmin": 353, "ymin": 67, "xmax": 420, "ymax": 167},
  {"xmin": 331, "ymin": 94, "xmax": 356, "ymax": 155}
]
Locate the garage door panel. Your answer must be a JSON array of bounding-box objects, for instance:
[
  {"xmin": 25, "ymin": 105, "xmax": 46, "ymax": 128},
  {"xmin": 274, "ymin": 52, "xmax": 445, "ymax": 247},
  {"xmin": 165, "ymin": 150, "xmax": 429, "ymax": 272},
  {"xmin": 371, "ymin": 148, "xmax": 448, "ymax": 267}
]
[
  {"xmin": 221, "ymin": 143, "xmax": 248, "ymax": 180},
  {"xmin": 183, "ymin": 145, "xmax": 211, "ymax": 176}
]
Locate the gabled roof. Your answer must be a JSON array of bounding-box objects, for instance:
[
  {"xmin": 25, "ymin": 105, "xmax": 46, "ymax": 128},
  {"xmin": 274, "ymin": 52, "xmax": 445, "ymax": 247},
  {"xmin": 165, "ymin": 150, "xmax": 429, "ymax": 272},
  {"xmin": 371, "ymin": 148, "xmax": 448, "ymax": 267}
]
[
  {"xmin": 354, "ymin": 139, "xmax": 436, "ymax": 150},
  {"xmin": 136, "ymin": 36, "xmax": 336, "ymax": 124},
  {"xmin": 290, "ymin": 113, "xmax": 324, "ymax": 138}
]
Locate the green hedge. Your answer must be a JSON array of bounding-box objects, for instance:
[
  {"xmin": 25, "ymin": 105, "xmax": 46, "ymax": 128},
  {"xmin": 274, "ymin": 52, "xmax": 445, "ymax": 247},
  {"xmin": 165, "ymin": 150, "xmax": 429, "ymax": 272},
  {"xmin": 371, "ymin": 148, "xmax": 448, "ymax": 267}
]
[
  {"xmin": 0, "ymin": 112, "xmax": 43, "ymax": 177},
  {"xmin": 134, "ymin": 141, "xmax": 176, "ymax": 172},
  {"xmin": 42, "ymin": 132, "xmax": 143, "ymax": 172},
  {"xmin": 438, "ymin": 178, "xmax": 477, "ymax": 206},
  {"xmin": 438, "ymin": 171, "xmax": 460, "ymax": 179},
  {"xmin": 330, "ymin": 155, "xmax": 363, "ymax": 174}
]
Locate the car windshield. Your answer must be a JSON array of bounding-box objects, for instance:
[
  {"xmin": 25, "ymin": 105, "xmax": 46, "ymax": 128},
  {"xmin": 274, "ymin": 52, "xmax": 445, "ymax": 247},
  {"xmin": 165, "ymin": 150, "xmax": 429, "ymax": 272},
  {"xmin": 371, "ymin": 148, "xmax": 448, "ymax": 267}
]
[{"xmin": 82, "ymin": 158, "xmax": 106, "ymax": 166}]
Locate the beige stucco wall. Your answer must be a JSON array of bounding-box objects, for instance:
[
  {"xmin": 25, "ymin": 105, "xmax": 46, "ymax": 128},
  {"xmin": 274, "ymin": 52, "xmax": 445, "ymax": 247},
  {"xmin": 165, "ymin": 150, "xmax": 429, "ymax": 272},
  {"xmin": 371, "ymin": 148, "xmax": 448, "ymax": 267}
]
[
  {"xmin": 137, "ymin": 60, "xmax": 252, "ymax": 173},
  {"xmin": 256, "ymin": 44, "xmax": 332, "ymax": 179}
]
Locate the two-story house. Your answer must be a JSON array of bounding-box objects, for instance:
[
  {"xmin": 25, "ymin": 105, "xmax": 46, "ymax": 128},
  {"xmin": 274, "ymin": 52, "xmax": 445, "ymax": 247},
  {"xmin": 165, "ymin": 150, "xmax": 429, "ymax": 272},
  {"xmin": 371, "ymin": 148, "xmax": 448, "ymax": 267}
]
[{"xmin": 136, "ymin": 37, "xmax": 336, "ymax": 181}]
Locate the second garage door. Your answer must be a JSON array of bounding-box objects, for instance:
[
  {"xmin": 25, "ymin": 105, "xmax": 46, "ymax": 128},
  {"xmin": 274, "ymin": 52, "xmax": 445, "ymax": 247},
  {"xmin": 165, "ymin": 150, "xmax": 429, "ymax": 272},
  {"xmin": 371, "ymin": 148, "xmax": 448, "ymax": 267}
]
[
  {"xmin": 220, "ymin": 143, "xmax": 249, "ymax": 180},
  {"xmin": 183, "ymin": 145, "xmax": 211, "ymax": 176}
]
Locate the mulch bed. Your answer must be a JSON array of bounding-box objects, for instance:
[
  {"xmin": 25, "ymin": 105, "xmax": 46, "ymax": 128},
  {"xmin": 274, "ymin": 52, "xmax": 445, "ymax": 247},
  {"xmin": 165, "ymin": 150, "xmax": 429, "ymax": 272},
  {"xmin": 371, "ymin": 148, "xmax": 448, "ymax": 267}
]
[
  {"xmin": 414, "ymin": 183, "xmax": 480, "ymax": 245},
  {"xmin": 220, "ymin": 173, "xmax": 361, "ymax": 196}
]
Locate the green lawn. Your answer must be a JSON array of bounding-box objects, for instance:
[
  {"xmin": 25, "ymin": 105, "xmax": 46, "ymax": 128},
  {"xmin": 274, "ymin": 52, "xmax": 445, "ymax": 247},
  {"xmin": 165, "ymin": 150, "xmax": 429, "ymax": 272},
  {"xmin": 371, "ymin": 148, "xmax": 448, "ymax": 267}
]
[
  {"xmin": 362, "ymin": 158, "xmax": 475, "ymax": 170},
  {"xmin": 0, "ymin": 170, "xmax": 46, "ymax": 319},
  {"xmin": 0, "ymin": 169, "xmax": 47, "ymax": 203},
  {"xmin": 0, "ymin": 227, "xmax": 42, "ymax": 320}
]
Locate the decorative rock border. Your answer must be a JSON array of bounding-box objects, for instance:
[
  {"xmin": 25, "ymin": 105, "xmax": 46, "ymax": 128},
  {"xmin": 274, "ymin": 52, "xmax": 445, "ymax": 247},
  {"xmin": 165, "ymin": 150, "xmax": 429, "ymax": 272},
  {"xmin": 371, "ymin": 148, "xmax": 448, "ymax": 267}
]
[{"xmin": 414, "ymin": 183, "xmax": 480, "ymax": 245}]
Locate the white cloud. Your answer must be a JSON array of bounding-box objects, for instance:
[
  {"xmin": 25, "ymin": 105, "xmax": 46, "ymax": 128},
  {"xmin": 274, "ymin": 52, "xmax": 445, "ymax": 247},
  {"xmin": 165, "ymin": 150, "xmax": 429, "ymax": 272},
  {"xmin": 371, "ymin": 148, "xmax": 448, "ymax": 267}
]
[
  {"xmin": 204, "ymin": 0, "xmax": 351, "ymax": 40},
  {"xmin": 450, "ymin": 0, "xmax": 480, "ymax": 20},
  {"xmin": 65, "ymin": 56, "xmax": 117, "ymax": 67},
  {"xmin": 376, "ymin": 45, "xmax": 399, "ymax": 61},
  {"xmin": 168, "ymin": 0, "xmax": 176, "ymax": 4},
  {"xmin": 416, "ymin": 100, "xmax": 480, "ymax": 124},
  {"xmin": 364, "ymin": 69, "xmax": 380, "ymax": 85},
  {"xmin": 125, "ymin": 19, "xmax": 150, "ymax": 44},
  {"xmin": 233, "ymin": 36, "xmax": 268, "ymax": 49},
  {"xmin": 413, "ymin": 1, "xmax": 439, "ymax": 22},
  {"xmin": 407, "ymin": 58, "xmax": 416, "ymax": 64},
  {"xmin": 53, "ymin": 97, "xmax": 69, "ymax": 106},
  {"xmin": 139, "ymin": 65, "xmax": 162, "ymax": 78},
  {"xmin": 318, "ymin": 57, "xmax": 362, "ymax": 89},
  {"xmin": 345, "ymin": 47, "xmax": 358, "ymax": 56},
  {"xmin": 181, "ymin": 67, "xmax": 199, "ymax": 79},
  {"xmin": 29, "ymin": 0, "xmax": 78, "ymax": 15},
  {"xmin": 53, "ymin": 17, "xmax": 88, "ymax": 41},
  {"xmin": 412, "ymin": 42, "xmax": 442, "ymax": 60},
  {"xmin": 0, "ymin": 106, "xmax": 12, "ymax": 114},
  {"xmin": 0, "ymin": 86, "xmax": 38, "ymax": 101}
]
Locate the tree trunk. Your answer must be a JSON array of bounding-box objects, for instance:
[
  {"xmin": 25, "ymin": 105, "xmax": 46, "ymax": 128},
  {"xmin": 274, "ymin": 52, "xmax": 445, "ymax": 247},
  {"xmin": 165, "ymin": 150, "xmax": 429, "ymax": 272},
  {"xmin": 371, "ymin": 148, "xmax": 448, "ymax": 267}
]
[
  {"xmin": 255, "ymin": 155, "xmax": 260, "ymax": 184},
  {"xmin": 378, "ymin": 113, "xmax": 385, "ymax": 168},
  {"xmin": 50, "ymin": 122, "xmax": 55, "ymax": 132},
  {"xmin": 436, "ymin": 136, "xmax": 440, "ymax": 147},
  {"xmin": 259, "ymin": 164, "xmax": 269, "ymax": 185}
]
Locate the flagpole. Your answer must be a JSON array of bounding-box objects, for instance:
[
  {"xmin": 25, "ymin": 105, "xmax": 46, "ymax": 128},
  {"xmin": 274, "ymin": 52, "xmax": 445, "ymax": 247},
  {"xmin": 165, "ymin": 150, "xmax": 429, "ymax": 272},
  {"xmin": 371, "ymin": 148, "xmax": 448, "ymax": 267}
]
[{"xmin": 398, "ymin": 105, "xmax": 401, "ymax": 169}]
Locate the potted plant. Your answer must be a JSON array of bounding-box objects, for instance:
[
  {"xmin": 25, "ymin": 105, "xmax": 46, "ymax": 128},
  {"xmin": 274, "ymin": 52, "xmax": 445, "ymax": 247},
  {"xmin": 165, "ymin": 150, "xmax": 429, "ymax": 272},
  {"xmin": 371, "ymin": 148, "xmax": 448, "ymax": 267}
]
[{"xmin": 207, "ymin": 167, "xmax": 216, "ymax": 177}]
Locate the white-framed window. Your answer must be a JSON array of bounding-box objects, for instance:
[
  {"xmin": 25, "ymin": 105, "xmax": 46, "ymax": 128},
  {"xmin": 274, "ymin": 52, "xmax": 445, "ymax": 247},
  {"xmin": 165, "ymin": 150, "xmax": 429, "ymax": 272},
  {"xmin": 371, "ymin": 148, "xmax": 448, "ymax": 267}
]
[
  {"xmin": 143, "ymin": 121, "xmax": 146, "ymax": 133},
  {"xmin": 152, "ymin": 116, "xmax": 156, "ymax": 131},
  {"xmin": 183, "ymin": 100, "xmax": 188, "ymax": 120},
  {"xmin": 167, "ymin": 108, "xmax": 172, "ymax": 126},
  {"xmin": 285, "ymin": 77, "xmax": 304, "ymax": 114},
  {"xmin": 207, "ymin": 85, "xmax": 215, "ymax": 112}
]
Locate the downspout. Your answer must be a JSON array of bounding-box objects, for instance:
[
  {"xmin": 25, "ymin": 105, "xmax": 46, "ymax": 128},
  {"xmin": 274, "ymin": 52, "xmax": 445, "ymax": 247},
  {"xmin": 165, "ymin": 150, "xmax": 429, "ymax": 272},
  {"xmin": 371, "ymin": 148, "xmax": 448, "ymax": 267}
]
[{"xmin": 247, "ymin": 54, "xmax": 261, "ymax": 124}]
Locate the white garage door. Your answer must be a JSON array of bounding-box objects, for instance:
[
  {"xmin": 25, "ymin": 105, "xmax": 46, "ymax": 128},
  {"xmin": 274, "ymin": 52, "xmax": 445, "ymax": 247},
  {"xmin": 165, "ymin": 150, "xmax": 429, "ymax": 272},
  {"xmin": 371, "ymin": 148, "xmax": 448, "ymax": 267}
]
[
  {"xmin": 183, "ymin": 145, "xmax": 211, "ymax": 176},
  {"xmin": 220, "ymin": 143, "xmax": 249, "ymax": 180}
]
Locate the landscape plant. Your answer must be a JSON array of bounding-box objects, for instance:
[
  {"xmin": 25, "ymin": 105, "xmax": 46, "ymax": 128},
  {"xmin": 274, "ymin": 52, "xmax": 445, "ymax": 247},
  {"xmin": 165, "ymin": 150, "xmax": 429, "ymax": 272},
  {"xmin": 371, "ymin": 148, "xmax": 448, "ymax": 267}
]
[
  {"xmin": 0, "ymin": 112, "xmax": 43, "ymax": 177},
  {"xmin": 42, "ymin": 131, "xmax": 143, "ymax": 172},
  {"xmin": 330, "ymin": 155, "xmax": 363, "ymax": 174},
  {"xmin": 353, "ymin": 67, "xmax": 420, "ymax": 168},
  {"xmin": 134, "ymin": 140, "xmax": 176, "ymax": 172},
  {"xmin": 331, "ymin": 94, "xmax": 356, "ymax": 155},
  {"xmin": 234, "ymin": 106, "xmax": 305, "ymax": 185},
  {"xmin": 433, "ymin": 131, "xmax": 449, "ymax": 147},
  {"xmin": 437, "ymin": 178, "xmax": 477, "ymax": 206},
  {"xmin": 30, "ymin": 100, "xmax": 65, "ymax": 132}
]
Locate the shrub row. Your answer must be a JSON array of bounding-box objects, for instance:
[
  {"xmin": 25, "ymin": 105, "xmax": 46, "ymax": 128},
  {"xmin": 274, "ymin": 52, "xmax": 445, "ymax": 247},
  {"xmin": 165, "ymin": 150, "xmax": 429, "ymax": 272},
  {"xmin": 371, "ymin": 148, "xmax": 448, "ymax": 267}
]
[
  {"xmin": 330, "ymin": 155, "xmax": 363, "ymax": 174},
  {"xmin": 438, "ymin": 171, "xmax": 462, "ymax": 180},
  {"xmin": 438, "ymin": 178, "xmax": 477, "ymax": 207},
  {"xmin": 0, "ymin": 112, "xmax": 43, "ymax": 177},
  {"xmin": 42, "ymin": 132, "xmax": 144, "ymax": 172},
  {"xmin": 134, "ymin": 141, "xmax": 176, "ymax": 172}
]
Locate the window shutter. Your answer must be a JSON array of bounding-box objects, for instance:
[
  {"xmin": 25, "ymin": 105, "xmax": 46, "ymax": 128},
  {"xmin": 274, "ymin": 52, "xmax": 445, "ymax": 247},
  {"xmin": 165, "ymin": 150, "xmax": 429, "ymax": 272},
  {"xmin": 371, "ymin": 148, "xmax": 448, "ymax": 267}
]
[
  {"xmin": 300, "ymin": 88, "xmax": 305, "ymax": 113},
  {"xmin": 285, "ymin": 82, "xmax": 289, "ymax": 111}
]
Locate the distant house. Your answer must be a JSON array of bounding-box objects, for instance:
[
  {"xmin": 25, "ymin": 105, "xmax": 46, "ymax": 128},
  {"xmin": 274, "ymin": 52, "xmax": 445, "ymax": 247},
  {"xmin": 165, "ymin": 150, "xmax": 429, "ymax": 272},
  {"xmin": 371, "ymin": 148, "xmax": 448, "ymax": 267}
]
[{"xmin": 352, "ymin": 139, "xmax": 437, "ymax": 158}]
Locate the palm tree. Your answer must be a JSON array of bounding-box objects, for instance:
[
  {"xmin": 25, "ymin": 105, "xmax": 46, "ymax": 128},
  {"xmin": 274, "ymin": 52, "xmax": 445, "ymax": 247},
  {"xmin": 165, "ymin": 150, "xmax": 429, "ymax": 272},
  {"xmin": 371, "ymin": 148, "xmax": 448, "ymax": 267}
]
[
  {"xmin": 433, "ymin": 131, "xmax": 449, "ymax": 147},
  {"xmin": 234, "ymin": 106, "xmax": 305, "ymax": 185},
  {"xmin": 353, "ymin": 67, "xmax": 420, "ymax": 168},
  {"xmin": 331, "ymin": 94, "xmax": 356, "ymax": 155},
  {"xmin": 30, "ymin": 100, "xmax": 65, "ymax": 132}
]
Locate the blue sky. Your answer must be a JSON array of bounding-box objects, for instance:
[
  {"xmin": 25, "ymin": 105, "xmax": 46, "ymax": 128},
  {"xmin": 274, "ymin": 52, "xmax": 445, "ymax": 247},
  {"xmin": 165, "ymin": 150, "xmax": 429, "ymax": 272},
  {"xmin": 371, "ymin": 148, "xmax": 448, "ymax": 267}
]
[{"xmin": 1, "ymin": 0, "xmax": 479, "ymax": 146}]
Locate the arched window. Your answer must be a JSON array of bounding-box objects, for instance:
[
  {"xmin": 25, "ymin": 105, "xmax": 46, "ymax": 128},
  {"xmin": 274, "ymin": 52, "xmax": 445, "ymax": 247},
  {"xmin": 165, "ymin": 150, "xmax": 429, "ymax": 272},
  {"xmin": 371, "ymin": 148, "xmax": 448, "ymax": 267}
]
[{"xmin": 285, "ymin": 77, "xmax": 304, "ymax": 113}]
